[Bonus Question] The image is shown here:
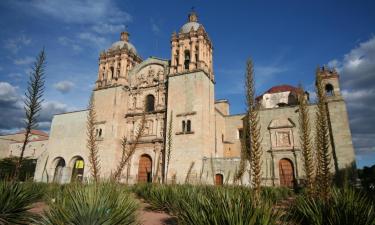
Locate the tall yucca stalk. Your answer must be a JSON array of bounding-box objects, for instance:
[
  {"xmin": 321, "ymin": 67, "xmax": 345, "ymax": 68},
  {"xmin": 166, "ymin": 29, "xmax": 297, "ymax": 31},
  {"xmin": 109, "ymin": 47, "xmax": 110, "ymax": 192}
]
[
  {"xmin": 315, "ymin": 68, "xmax": 331, "ymax": 201},
  {"xmin": 234, "ymin": 125, "xmax": 249, "ymax": 183},
  {"xmin": 185, "ymin": 161, "xmax": 195, "ymax": 184},
  {"xmin": 298, "ymin": 86, "xmax": 315, "ymax": 195},
  {"xmin": 112, "ymin": 113, "xmax": 146, "ymax": 181},
  {"xmin": 14, "ymin": 49, "xmax": 46, "ymax": 181},
  {"xmin": 165, "ymin": 111, "xmax": 173, "ymax": 183},
  {"xmin": 86, "ymin": 94, "xmax": 101, "ymax": 182},
  {"xmin": 245, "ymin": 58, "xmax": 262, "ymax": 202}
]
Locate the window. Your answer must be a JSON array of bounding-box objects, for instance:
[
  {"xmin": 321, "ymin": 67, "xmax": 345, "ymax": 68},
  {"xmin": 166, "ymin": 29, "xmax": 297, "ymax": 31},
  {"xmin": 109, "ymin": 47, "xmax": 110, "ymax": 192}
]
[
  {"xmin": 110, "ymin": 66, "xmax": 114, "ymax": 79},
  {"xmin": 182, "ymin": 121, "xmax": 186, "ymax": 132},
  {"xmin": 325, "ymin": 83, "xmax": 334, "ymax": 96},
  {"xmin": 238, "ymin": 128, "xmax": 244, "ymax": 139},
  {"xmin": 184, "ymin": 50, "xmax": 190, "ymax": 70},
  {"xmin": 145, "ymin": 95, "xmax": 155, "ymax": 112},
  {"xmin": 186, "ymin": 120, "xmax": 191, "ymax": 132}
]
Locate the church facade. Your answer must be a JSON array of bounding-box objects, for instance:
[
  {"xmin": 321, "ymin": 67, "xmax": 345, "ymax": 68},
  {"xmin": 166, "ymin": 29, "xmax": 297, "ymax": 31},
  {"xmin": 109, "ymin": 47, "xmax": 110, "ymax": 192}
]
[{"xmin": 33, "ymin": 12, "xmax": 356, "ymax": 187}]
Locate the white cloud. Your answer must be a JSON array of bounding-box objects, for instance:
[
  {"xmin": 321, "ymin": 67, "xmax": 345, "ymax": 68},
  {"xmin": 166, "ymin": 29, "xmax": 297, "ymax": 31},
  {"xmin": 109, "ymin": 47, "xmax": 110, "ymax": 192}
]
[
  {"xmin": 78, "ymin": 32, "xmax": 108, "ymax": 49},
  {"xmin": 58, "ymin": 36, "xmax": 83, "ymax": 53},
  {"xmin": 53, "ymin": 80, "xmax": 75, "ymax": 93},
  {"xmin": 0, "ymin": 82, "xmax": 19, "ymax": 102},
  {"xmin": 150, "ymin": 18, "xmax": 161, "ymax": 35},
  {"xmin": 4, "ymin": 35, "xmax": 31, "ymax": 54},
  {"xmin": 24, "ymin": 0, "xmax": 131, "ymax": 25},
  {"xmin": 92, "ymin": 23, "xmax": 126, "ymax": 34},
  {"xmin": 327, "ymin": 36, "xmax": 375, "ymax": 164},
  {"xmin": 14, "ymin": 56, "xmax": 34, "ymax": 65}
]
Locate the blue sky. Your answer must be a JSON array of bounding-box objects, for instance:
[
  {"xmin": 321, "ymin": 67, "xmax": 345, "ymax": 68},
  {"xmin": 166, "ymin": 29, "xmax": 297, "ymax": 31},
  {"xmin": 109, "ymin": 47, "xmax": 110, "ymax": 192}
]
[{"xmin": 0, "ymin": 0, "xmax": 374, "ymax": 167}]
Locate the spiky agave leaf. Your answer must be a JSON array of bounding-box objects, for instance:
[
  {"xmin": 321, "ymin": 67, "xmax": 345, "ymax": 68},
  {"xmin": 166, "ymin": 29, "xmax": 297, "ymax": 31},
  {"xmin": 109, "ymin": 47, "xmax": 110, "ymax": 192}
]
[
  {"xmin": 37, "ymin": 183, "xmax": 139, "ymax": 225},
  {"xmin": 0, "ymin": 181, "xmax": 42, "ymax": 224}
]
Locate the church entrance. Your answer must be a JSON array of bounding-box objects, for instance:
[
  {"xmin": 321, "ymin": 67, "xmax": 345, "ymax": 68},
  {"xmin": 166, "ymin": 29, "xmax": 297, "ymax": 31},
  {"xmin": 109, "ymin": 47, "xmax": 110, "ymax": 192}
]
[
  {"xmin": 215, "ymin": 174, "xmax": 223, "ymax": 186},
  {"xmin": 53, "ymin": 157, "xmax": 65, "ymax": 183},
  {"xmin": 138, "ymin": 154, "xmax": 152, "ymax": 183},
  {"xmin": 71, "ymin": 156, "xmax": 84, "ymax": 182},
  {"xmin": 279, "ymin": 158, "xmax": 295, "ymax": 188}
]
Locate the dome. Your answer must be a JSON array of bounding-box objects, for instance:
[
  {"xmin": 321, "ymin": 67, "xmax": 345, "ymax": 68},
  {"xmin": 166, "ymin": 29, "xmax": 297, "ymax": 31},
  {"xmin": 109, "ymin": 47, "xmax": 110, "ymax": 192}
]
[
  {"xmin": 179, "ymin": 10, "xmax": 204, "ymax": 34},
  {"xmin": 180, "ymin": 21, "xmax": 201, "ymax": 33},
  {"xmin": 265, "ymin": 85, "xmax": 302, "ymax": 94},
  {"xmin": 108, "ymin": 40, "xmax": 137, "ymax": 54}
]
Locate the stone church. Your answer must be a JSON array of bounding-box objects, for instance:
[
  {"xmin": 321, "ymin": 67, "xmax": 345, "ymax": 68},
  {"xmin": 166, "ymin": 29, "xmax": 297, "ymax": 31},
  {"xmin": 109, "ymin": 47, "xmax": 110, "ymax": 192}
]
[{"xmin": 33, "ymin": 11, "xmax": 356, "ymax": 187}]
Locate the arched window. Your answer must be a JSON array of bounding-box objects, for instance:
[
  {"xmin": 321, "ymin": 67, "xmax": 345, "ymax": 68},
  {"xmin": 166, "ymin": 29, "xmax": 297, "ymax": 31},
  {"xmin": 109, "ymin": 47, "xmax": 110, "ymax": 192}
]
[
  {"xmin": 184, "ymin": 50, "xmax": 190, "ymax": 70},
  {"xmin": 99, "ymin": 129, "xmax": 102, "ymax": 137},
  {"xmin": 145, "ymin": 95, "xmax": 155, "ymax": 112},
  {"xmin": 325, "ymin": 83, "xmax": 334, "ymax": 96},
  {"xmin": 182, "ymin": 121, "xmax": 186, "ymax": 132}
]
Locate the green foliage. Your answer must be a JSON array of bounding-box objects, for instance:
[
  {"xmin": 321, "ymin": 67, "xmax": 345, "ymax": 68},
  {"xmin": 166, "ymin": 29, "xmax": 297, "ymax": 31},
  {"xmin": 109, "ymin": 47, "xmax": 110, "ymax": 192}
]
[
  {"xmin": 133, "ymin": 184, "xmax": 284, "ymax": 225},
  {"xmin": 0, "ymin": 157, "xmax": 37, "ymax": 181},
  {"xmin": 0, "ymin": 181, "xmax": 43, "ymax": 224},
  {"xmin": 289, "ymin": 188, "xmax": 375, "ymax": 225},
  {"xmin": 37, "ymin": 183, "xmax": 139, "ymax": 225}
]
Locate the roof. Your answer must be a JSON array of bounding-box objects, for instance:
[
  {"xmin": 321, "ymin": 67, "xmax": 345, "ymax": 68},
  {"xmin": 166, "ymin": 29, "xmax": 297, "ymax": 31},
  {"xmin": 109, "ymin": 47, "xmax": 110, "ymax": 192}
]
[
  {"xmin": 180, "ymin": 22, "xmax": 202, "ymax": 33},
  {"xmin": 256, "ymin": 84, "xmax": 303, "ymax": 101},
  {"xmin": 108, "ymin": 40, "xmax": 137, "ymax": 54},
  {"xmin": 13, "ymin": 129, "xmax": 49, "ymax": 137}
]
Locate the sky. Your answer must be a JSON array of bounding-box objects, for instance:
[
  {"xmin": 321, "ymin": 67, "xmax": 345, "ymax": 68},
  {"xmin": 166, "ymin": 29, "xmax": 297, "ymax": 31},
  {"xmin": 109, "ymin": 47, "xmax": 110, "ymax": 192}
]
[{"xmin": 0, "ymin": 0, "xmax": 374, "ymax": 168}]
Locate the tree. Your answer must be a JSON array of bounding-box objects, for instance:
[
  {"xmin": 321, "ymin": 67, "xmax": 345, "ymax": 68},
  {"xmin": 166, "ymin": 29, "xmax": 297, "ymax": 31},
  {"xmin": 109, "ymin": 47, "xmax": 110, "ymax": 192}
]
[
  {"xmin": 14, "ymin": 49, "xmax": 46, "ymax": 180},
  {"xmin": 165, "ymin": 111, "xmax": 173, "ymax": 183},
  {"xmin": 86, "ymin": 94, "xmax": 101, "ymax": 182},
  {"xmin": 112, "ymin": 113, "xmax": 146, "ymax": 182},
  {"xmin": 245, "ymin": 58, "xmax": 262, "ymax": 202},
  {"xmin": 298, "ymin": 85, "xmax": 315, "ymax": 195},
  {"xmin": 315, "ymin": 68, "xmax": 331, "ymax": 201}
]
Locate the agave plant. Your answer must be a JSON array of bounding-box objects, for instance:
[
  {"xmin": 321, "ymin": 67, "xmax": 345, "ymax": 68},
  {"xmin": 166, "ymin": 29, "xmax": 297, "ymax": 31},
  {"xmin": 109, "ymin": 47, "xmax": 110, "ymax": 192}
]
[
  {"xmin": 289, "ymin": 188, "xmax": 375, "ymax": 225},
  {"xmin": 37, "ymin": 182, "xmax": 139, "ymax": 225},
  {"xmin": 0, "ymin": 181, "xmax": 42, "ymax": 224},
  {"xmin": 133, "ymin": 184, "xmax": 281, "ymax": 225}
]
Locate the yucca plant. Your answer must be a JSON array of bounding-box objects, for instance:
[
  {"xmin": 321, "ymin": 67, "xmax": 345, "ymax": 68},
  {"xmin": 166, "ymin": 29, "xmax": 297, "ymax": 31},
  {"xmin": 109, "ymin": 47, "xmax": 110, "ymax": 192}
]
[
  {"xmin": 289, "ymin": 188, "xmax": 375, "ymax": 225},
  {"xmin": 0, "ymin": 181, "xmax": 42, "ymax": 224},
  {"xmin": 37, "ymin": 183, "xmax": 139, "ymax": 225}
]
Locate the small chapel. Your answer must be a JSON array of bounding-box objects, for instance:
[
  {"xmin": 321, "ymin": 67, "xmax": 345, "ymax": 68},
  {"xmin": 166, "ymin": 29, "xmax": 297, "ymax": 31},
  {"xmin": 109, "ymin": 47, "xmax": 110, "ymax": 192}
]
[{"xmin": 32, "ymin": 11, "xmax": 356, "ymax": 187}]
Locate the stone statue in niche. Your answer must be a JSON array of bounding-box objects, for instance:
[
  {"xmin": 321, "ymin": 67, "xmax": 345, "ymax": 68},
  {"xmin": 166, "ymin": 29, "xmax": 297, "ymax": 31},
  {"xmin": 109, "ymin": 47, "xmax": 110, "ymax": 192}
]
[{"xmin": 276, "ymin": 131, "xmax": 291, "ymax": 147}]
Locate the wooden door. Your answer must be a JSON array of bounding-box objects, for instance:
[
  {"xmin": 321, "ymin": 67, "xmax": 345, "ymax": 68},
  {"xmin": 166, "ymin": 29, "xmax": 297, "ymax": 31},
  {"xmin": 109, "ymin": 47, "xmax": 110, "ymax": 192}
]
[
  {"xmin": 215, "ymin": 174, "xmax": 223, "ymax": 186},
  {"xmin": 279, "ymin": 159, "xmax": 295, "ymax": 188},
  {"xmin": 138, "ymin": 155, "xmax": 152, "ymax": 183}
]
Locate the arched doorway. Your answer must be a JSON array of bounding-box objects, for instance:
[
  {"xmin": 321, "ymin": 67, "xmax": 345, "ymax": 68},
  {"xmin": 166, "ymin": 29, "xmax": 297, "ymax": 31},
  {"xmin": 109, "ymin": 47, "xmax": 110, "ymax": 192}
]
[
  {"xmin": 138, "ymin": 154, "xmax": 152, "ymax": 183},
  {"xmin": 215, "ymin": 174, "xmax": 223, "ymax": 186},
  {"xmin": 279, "ymin": 158, "xmax": 295, "ymax": 188},
  {"xmin": 53, "ymin": 157, "xmax": 65, "ymax": 183},
  {"xmin": 71, "ymin": 156, "xmax": 84, "ymax": 182}
]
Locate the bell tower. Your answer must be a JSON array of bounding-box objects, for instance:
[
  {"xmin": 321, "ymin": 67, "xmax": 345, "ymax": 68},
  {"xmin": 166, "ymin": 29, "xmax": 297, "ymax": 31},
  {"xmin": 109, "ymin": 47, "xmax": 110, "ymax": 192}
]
[
  {"xmin": 317, "ymin": 66, "xmax": 342, "ymax": 100},
  {"xmin": 95, "ymin": 31, "xmax": 142, "ymax": 89},
  {"xmin": 170, "ymin": 10, "xmax": 214, "ymax": 81}
]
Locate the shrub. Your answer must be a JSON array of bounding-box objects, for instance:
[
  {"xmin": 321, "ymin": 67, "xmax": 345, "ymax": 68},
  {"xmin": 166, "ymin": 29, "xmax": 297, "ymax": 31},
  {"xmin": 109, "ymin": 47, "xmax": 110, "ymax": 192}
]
[
  {"xmin": 0, "ymin": 181, "xmax": 42, "ymax": 224},
  {"xmin": 289, "ymin": 188, "xmax": 375, "ymax": 225},
  {"xmin": 37, "ymin": 183, "xmax": 139, "ymax": 225},
  {"xmin": 133, "ymin": 184, "xmax": 281, "ymax": 225}
]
